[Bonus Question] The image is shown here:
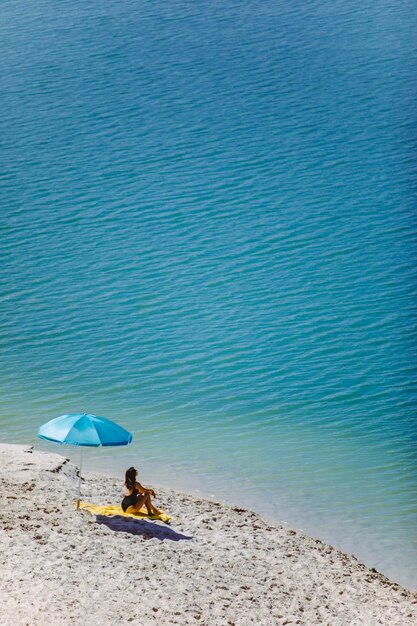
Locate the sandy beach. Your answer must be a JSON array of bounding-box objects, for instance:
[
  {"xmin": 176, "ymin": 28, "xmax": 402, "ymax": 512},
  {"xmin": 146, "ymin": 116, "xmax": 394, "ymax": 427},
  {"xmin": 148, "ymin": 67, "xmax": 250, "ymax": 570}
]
[{"xmin": 0, "ymin": 444, "xmax": 416, "ymax": 626}]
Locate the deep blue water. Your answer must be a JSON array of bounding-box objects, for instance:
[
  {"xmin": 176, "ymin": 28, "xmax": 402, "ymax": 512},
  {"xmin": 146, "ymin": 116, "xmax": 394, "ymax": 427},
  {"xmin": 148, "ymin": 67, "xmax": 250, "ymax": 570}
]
[{"xmin": 1, "ymin": 0, "xmax": 416, "ymax": 588}]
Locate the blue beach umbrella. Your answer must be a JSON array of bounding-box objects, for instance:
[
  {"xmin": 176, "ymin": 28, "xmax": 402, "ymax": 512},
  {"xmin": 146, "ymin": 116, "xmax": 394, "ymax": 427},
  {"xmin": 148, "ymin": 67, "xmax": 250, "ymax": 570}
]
[{"xmin": 38, "ymin": 413, "xmax": 132, "ymax": 508}]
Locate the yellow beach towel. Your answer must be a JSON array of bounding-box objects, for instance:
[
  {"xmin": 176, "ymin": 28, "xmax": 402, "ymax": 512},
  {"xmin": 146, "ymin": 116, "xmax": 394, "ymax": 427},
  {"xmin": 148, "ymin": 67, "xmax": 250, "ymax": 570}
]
[{"xmin": 79, "ymin": 502, "xmax": 171, "ymax": 524}]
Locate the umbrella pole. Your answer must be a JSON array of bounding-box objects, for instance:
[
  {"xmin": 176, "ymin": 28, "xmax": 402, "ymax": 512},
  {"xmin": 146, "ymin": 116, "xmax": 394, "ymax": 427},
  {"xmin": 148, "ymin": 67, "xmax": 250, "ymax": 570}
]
[{"xmin": 76, "ymin": 448, "xmax": 83, "ymax": 510}]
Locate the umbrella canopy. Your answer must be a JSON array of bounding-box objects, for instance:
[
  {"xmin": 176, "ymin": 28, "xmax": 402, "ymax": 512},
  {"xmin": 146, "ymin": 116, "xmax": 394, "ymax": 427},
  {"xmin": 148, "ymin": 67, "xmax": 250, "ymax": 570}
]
[
  {"xmin": 38, "ymin": 413, "xmax": 132, "ymax": 508},
  {"xmin": 38, "ymin": 413, "xmax": 132, "ymax": 447}
]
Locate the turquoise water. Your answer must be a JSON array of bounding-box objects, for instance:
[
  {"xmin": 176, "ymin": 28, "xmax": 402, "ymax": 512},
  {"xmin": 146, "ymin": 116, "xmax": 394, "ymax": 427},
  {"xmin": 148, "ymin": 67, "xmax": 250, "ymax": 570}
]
[{"xmin": 1, "ymin": 0, "xmax": 416, "ymax": 588}]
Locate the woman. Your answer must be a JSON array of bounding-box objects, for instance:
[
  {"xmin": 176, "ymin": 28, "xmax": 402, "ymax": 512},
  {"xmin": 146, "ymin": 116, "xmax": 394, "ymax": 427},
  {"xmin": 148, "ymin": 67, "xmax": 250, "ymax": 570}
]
[{"xmin": 121, "ymin": 466, "xmax": 161, "ymax": 515}]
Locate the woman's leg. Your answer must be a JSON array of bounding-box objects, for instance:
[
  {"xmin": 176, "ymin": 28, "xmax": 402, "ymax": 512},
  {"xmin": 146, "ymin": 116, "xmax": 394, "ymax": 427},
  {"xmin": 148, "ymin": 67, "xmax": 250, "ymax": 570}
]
[{"xmin": 130, "ymin": 493, "xmax": 161, "ymax": 515}]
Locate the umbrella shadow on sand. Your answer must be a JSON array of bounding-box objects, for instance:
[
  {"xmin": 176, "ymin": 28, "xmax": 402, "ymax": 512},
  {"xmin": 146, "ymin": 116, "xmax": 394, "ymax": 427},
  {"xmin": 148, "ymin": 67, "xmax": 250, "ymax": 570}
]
[{"xmin": 96, "ymin": 515, "xmax": 193, "ymax": 541}]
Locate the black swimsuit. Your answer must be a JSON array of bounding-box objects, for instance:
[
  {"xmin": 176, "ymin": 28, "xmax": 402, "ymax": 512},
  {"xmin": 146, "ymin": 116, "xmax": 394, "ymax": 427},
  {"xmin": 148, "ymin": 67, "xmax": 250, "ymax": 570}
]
[{"xmin": 121, "ymin": 486, "xmax": 139, "ymax": 512}]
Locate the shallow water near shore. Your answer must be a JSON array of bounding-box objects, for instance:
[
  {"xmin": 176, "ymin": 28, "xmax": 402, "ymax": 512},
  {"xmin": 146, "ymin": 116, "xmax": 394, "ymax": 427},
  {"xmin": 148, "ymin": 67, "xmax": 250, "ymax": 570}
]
[{"xmin": 1, "ymin": 0, "xmax": 416, "ymax": 588}]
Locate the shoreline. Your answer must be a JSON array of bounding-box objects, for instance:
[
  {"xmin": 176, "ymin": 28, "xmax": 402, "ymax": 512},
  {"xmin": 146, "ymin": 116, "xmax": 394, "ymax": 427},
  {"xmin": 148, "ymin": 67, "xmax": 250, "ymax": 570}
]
[
  {"xmin": 1, "ymin": 443, "xmax": 416, "ymax": 625},
  {"xmin": 35, "ymin": 440, "xmax": 415, "ymax": 591}
]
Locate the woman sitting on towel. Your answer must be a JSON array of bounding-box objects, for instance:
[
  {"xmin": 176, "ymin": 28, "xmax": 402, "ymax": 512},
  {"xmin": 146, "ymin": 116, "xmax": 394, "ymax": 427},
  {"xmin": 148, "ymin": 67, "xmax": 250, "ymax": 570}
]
[{"xmin": 121, "ymin": 466, "xmax": 161, "ymax": 515}]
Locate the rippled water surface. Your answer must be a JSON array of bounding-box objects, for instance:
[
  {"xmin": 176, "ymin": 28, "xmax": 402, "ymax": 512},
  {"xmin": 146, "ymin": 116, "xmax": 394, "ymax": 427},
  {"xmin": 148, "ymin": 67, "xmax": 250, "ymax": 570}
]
[{"xmin": 1, "ymin": 0, "xmax": 416, "ymax": 588}]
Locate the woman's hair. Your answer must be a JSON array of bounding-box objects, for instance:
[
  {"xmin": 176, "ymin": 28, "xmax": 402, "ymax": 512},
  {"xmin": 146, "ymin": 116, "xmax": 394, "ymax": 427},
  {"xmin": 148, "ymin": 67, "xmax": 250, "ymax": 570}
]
[{"xmin": 125, "ymin": 466, "xmax": 137, "ymax": 490}]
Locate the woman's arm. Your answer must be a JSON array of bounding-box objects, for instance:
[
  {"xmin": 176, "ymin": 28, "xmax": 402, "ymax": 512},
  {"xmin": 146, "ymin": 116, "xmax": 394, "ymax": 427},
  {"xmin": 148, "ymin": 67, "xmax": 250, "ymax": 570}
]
[{"xmin": 136, "ymin": 482, "xmax": 156, "ymax": 497}]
